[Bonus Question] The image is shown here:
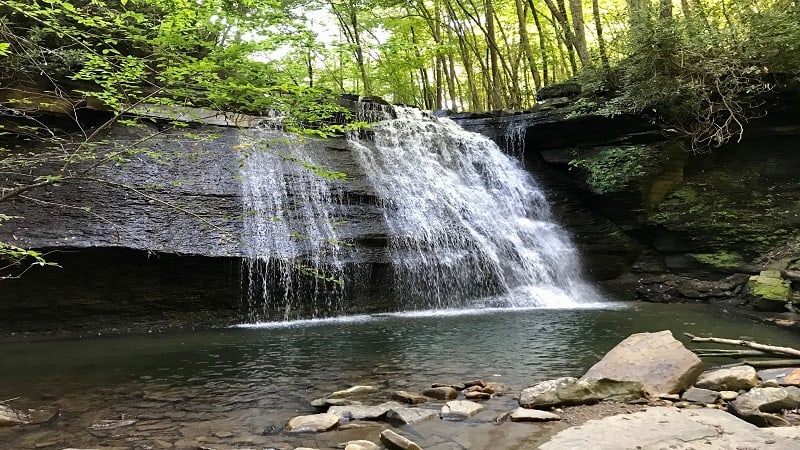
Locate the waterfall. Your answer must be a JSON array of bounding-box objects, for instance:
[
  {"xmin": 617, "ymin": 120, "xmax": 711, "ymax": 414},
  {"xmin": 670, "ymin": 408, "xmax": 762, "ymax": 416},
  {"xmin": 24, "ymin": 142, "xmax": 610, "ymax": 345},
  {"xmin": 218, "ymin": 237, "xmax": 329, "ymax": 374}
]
[
  {"xmin": 239, "ymin": 130, "xmax": 348, "ymax": 321},
  {"xmin": 348, "ymin": 107, "xmax": 597, "ymax": 309},
  {"xmin": 239, "ymin": 105, "xmax": 599, "ymax": 321}
]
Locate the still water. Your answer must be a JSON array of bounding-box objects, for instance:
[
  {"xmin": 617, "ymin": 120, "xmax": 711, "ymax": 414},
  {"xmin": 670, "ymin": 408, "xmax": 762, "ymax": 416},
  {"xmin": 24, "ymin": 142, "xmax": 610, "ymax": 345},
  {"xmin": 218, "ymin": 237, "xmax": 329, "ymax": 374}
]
[{"xmin": 1, "ymin": 303, "xmax": 799, "ymax": 449}]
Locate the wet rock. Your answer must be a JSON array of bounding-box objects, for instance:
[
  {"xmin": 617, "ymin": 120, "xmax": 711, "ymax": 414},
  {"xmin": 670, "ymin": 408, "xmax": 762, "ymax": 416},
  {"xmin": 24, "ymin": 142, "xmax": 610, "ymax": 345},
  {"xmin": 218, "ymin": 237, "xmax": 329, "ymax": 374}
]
[
  {"xmin": 89, "ymin": 418, "xmax": 137, "ymax": 430},
  {"xmin": 342, "ymin": 440, "xmax": 381, "ymax": 450},
  {"xmin": 0, "ymin": 404, "xmax": 26, "ymax": 426},
  {"xmin": 285, "ymin": 413, "xmax": 340, "ymax": 433},
  {"xmin": 582, "ymin": 330, "xmax": 704, "ymax": 394},
  {"xmin": 509, "ymin": 407, "xmax": 561, "ymax": 422},
  {"xmin": 681, "ymin": 387, "xmax": 720, "ymax": 404},
  {"xmin": 385, "ymin": 407, "xmax": 439, "ymax": 425},
  {"xmin": 422, "ymin": 386, "xmax": 459, "ymax": 400},
  {"xmin": 440, "ymin": 400, "xmax": 484, "ymax": 420},
  {"xmin": 379, "ymin": 429, "xmax": 422, "ymax": 450},
  {"xmin": 695, "ymin": 365, "xmax": 759, "ymax": 391},
  {"xmin": 311, "ymin": 398, "xmax": 364, "ymax": 408},
  {"xmin": 463, "ymin": 380, "xmax": 486, "ymax": 388},
  {"xmin": 464, "ymin": 391, "xmax": 491, "ymax": 400},
  {"xmin": 519, "ymin": 377, "xmax": 646, "ymax": 409},
  {"xmin": 390, "ymin": 391, "xmax": 428, "ymax": 404},
  {"xmin": 327, "ymin": 402, "xmax": 402, "ymax": 421},
  {"xmin": 327, "ymin": 386, "xmax": 378, "ymax": 399},
  {"xmin": 431, "ymin": 382, "xmax": 465, "ymax": 390}
]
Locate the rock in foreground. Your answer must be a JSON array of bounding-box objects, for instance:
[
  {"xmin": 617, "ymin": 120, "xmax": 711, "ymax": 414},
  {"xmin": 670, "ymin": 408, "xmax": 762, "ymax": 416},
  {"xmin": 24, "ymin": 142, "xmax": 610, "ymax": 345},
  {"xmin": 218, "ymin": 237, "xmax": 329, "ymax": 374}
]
[
  {"xmin": 285, "ymin": 413, "xmax": 340, "ymax": 433},
  {"xmin": 539, "ymin": 406, "xmax": 800, "ymax": 449},
  {"xmin": 380, "ymin": 429, "xmax": 422, "ymax": 450},
  {"xmin": 0, "ymin": 405, "xmax": 25, "ymax": 426},
  {"xmin": 519, "ymin": 377, "xmax": 645, "ymax": 408},
  {"xmin": 694, "ymin": 365, "xmax": 760, "ymax": 391},
  {"xmin": 582, "ymin": 330, "xmax": 703, "ymax": 394}
]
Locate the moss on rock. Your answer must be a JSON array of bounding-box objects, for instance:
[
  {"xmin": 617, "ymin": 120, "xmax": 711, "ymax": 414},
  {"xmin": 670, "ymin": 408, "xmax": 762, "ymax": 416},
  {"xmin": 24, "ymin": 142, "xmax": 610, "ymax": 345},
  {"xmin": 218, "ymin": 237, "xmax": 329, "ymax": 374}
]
[{"xmin": 748, "ymin": 270, "xmax": 791, "ymax": 301}]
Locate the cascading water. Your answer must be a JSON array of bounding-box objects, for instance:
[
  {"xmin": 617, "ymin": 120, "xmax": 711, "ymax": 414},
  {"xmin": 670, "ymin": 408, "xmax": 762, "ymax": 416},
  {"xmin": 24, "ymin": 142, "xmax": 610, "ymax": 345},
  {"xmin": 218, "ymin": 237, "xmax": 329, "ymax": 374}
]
[
  {"xmin": 239, "ymin": 104, "xmax": 599, "ymax": 321},
  {"xmin": 347, "ymin": 106, "xmax": 598, "ymax": 309},
  {"xmin": 239, "ymin": 130, "xmax": 348, "ymax": 321}
]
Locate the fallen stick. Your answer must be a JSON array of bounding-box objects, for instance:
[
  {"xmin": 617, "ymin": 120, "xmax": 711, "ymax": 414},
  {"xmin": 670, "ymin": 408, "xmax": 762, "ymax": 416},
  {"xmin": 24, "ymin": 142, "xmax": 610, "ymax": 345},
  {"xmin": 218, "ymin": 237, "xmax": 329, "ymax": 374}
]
[
  {"xmin": 735, "ymin": 359, "xmax": 800, "ymax": 369},
  {"xmin": 694, "ymin": 349, "xmax": 773, "ymax": 358},
  {"xmin": 685, "ymin": 333, "xmax": 800, "ymax": 358}
]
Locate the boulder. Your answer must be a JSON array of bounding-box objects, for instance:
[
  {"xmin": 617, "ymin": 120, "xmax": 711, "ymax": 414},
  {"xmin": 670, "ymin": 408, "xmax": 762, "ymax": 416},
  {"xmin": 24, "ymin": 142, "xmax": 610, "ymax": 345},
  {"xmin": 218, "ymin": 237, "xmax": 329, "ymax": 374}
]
[
  {"xmin": 385, "ymin": 407, "xmax": 439, "ymax": 425},
  {"xmin": 728, "ymin": 386, "xmax": 800, "ymax": 427},
  {"xmin": 749, "ymin": 270, "xmax": 791, "ymax": 311},
  {"xmin": 518, "ymin": 377, "xmax": 645, "ymax": 409},
  {"xmin": 390, "ymin": 391, "xmax": 428, "ymax": 404},
  {"xmin": 441, "ymin": 400, "xmax": 484, "ymax": 420},
  {"xmin": 285, "ymin": 413, "xmax": 340, "ymax": 433},
  {"xmin": 509, "ymin": 407, "xmax": 561, "ymax": 422},
  {"xmin": 681, "ymin": 387, "xmax": 720, "ymax": 404},
  {"xmin": 343, "ymin": 440, "xmax": 381, "ymax": 450},
  {"xmin": 731, "ymin": 387, "xmax": 800, "ymax": 413},
  {"xmin": 719, "ymin": 391, "xmax": 739, "ymax": 401},
  {"xmin": 327, "ymin": 386, "xmax": 378, "ymax": 399},
  {"xmin": 582, "ymin": 330, "xmax": 704, "ymax": 394},
  {"xmin": 422, "ymin": 386, "xmax": 459, "ymax": 400},
  {"xmin": 757, "ymin": 367, "xmax": 800, "ymax": 386},
  {"xmin": 0, "ymin": 404, "xmax": 25, "ymax": 426},
  {"xmin": 327, "ymin": 402, "xmax": 402, "ymax": 421},
  {"xmin": 379, "ymin": 429, "xmax": 423, "ymax": 450},
  {"xmin": 695, "ymin": 365, "xmax": 759, "ymax": 391}
]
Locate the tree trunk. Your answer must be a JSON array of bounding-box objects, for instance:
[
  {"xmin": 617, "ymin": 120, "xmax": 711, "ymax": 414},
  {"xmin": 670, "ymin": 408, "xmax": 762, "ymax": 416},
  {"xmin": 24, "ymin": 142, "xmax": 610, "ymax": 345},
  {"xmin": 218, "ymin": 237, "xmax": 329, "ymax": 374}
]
[
  {"xmin": 528, "ymin": 1, "xmax": 549, "ymax": 86},
  {"xmin": 515, "ymin": 0, "xmax": 541, "ymax": 90},
  {"xmin": 568, "ymin": 0, "xmax": 591, "ymax": 68},
  {"xmin": 485, "ymin": 0, "xmax": 503, "ymax": 109},
  {"xmin": 592, "ymin": 0, "xmax": 610, "ymax": 72}
]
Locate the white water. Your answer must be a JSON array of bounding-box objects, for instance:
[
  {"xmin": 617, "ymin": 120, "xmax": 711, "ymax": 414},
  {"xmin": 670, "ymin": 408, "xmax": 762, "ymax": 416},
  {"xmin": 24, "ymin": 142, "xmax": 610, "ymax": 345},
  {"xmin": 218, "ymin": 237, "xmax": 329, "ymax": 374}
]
[
  {"xmin": 239, "ymin": 131, "xmax": 347, "ymax": 321},
  {"xmin": 348, "ymin": 107, "xmax": 600, "ymax": 309},
  {"xmin": 239, "ymin": 106, "xmax": 602, "ymax": 320}
]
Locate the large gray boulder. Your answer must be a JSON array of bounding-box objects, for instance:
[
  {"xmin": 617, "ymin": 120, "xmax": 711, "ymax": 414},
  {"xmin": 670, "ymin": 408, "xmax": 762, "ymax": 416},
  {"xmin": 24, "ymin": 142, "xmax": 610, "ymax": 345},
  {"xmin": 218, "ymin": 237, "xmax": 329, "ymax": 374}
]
[
  {"xmin": 385, "ymin": 407, "xmax": 439, "ymax": 425},
  {"xmin": 380, "ymin": 429, "xmax": 423, "ymax": 450},
  {"xmin": 695, "ymin": 365, "xmax": 759, "ymax": 391},
  {"xmin": 582, "ymin": 330, "xmax": 704, "ymax": 394},
  {"xmin": 518, "ymin": 377, "xmax": 645, "ymax": 409}
]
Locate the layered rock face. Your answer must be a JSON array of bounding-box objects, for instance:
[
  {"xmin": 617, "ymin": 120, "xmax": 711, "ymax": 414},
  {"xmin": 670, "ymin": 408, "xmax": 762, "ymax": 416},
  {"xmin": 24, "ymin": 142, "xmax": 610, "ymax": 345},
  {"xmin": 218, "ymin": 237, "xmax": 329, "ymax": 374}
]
[{"xmin": 458, "ymin": 87, "xmax": 800, "ymax": 306}]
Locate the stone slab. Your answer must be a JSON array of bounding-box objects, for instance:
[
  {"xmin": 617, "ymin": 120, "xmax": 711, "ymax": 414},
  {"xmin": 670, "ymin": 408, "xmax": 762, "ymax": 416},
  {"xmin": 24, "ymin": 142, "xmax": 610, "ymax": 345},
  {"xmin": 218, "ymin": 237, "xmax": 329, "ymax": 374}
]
[{"xmin": 538, "ymin": 406, "xmax": 800, "ymax": 450}]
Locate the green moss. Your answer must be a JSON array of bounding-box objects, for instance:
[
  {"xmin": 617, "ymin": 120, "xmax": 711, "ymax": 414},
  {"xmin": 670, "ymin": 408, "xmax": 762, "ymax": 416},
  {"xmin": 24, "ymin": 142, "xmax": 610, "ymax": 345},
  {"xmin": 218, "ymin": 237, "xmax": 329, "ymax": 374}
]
[
  {"xmin": 690, "ymin": 251, "xmax": 743, "ymax": 268},
  {"xmin": 748, "ymin": 270, "xmax": 791, "ymax": 301},
  {"xmin": 569, "ymin": 145, "xmax": 666, "ymax": 194}
]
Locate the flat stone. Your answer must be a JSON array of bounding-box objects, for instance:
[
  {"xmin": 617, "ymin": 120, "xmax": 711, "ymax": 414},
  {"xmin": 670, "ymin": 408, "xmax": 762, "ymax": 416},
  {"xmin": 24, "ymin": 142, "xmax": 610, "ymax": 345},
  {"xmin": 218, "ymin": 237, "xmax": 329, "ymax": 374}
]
[
  {"xmin": 379, "ymin": 429, "xmax": 423, "ymax": 450},
  {"xmin": 682, "ymin": 387, "xmax": 720, "ymax": 404},
  {"xmin": 327, "ymin": 402, "xmax": 402, "ymax": 420},
  {"xmin": 464, "ymin": 391, "xmax": 491, "ymax": 400},
  {"xmin": 440, "ymin": 400, "xmax": 484, "ymax": 420},
  {"xmin": 761, "ymin": 379, "xmax": 781, "ymax": 388},
  {"xmin": 463, "ymin": 380, "xmax": 486, "ymax": 388},
  {"xmin": 343, "ymin": 440, "xmax": 381, "ymax": 450},
  {"xmin": 582, "ymin": 330, "xmax": 704, "ymax": 394},
  {"xmin": 285, "ymin": 413, "xmax": 340, "ymax": 433},
  {"xmin": 89, "ymin": 419, "xmax": 137, "ymax": 430},
  {"xmin": 719, "ymin": 391, "xmax": 739, "ymax": 401},
  {"xmin": 519, "ymin": 377, "xmax": 645, "ymax": 408},
  {"xmin": 327, "ymin": 386, "xmax": 378, "ymax": 399},
  {"xmin": 390, "ymin": 390, "xmax": 428, "ymax": 404},
  {"xmin": 385, "ymin": 407, "xmax": 439, "ymax": 424},
  {"xmin": 422, "ymin": 386, "xmax": 459, "ymax": 400},
  {"xmin": 509, "ymin": 407, "xmax": 561, "ymax": 422},
  {"xmin": 539, "ymin": 406, "xmax": 800, "ymax": 449},
  {"xmin": 757, "ymin": 367, "xmax": 797, "ymax": 385},
  {"xmin": 0, "ymin": 404, "xmax": 25, "ymax": 426},
  {"xmin": 695, "ymin": 365, "xmax": 759, "ymax": 391},
  {"xmin": 311, "ymin": 398, "xmax": 363, "ymax": 408}
]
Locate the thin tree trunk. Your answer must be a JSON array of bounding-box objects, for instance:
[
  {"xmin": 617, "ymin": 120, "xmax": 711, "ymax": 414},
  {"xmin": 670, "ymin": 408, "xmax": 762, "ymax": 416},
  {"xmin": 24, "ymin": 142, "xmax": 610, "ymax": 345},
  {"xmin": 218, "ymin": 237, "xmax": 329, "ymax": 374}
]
[
  {"xmin": 685, "ymin": 333, "xmax": 800, "ymax": 358},
  {"xmin": 592, "ymin": 0, "xmax": 610, "ymax": 72},
  {"xmin": 568, "ymin": 0, "xmax": 591, "ymax": 68},
  {"xmin": 528, "ymin": 0, "xmax": 549, "ymax": 86},
  {"xmin": 516, "ymin": 0, "xmax": 541, "ymax": 90}
]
